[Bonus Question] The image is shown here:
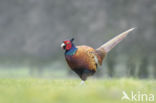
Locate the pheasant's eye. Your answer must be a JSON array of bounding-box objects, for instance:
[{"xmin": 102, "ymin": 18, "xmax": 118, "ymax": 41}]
[{"xmin": 63, "ymin": 40, "xmax": 71, "ymax": 45}]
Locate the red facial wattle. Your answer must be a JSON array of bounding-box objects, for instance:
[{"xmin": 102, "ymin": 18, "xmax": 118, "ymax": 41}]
[{"xmin": 63, "ymin": 41, "xmax": 72, "ymax": 50}]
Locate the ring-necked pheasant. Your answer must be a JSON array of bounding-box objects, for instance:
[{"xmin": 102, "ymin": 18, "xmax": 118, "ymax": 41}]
[{"xmin": 61, "ymin": 28, "xmax": 135, "ymax": 84}]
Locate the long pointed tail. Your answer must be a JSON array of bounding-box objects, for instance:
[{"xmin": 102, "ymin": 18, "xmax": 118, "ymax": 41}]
[
  {"xmin": 96, "ymin": 28, "xmax": 135, "ymax": 53},
  {"xmin": 96, "ymin": 28, "xmax": 135, "ymax": 65}
]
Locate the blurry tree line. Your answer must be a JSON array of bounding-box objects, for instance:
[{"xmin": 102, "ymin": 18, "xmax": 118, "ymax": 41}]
[{"xmin": 0, "ymin": 0, "xmax": 155, "ymax": 78}]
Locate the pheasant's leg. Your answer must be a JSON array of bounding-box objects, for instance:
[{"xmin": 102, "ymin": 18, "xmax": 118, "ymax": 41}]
[
  {"xmin": 81, "ymin": 73, "xmax": 88, "ymax": 81},
  {"xmin": 80, "ymin": 80, "xmax": 85, "ymax": 85},
  {"xmin": 79, "ymin": 73, "xmax": 88, "ymax": 85}
]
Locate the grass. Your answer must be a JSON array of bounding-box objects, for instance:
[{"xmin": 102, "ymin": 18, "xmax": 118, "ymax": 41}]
[{"xmin": 0, "ymin": 78, "xmax": 155, "ymax": 103}]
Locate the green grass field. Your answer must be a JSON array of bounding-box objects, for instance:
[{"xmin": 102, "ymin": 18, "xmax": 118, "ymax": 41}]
[{"xmin": 0, "ymin": 78, "xmax": 155, "ymax": 103}]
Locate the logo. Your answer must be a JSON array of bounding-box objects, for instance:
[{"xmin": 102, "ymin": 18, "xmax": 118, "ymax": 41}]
[{"xmin": 122, "ymin": 91, "xmax": 154, "ymax": 102}]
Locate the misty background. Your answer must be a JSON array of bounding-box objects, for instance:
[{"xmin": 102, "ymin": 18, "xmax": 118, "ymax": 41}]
[{"xmin": 0, "ymin": 0, "xmax": 155, "ymax": 79}]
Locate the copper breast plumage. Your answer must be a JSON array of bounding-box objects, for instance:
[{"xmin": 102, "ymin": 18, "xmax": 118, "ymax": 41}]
[{"xmin": 65, "ymin": 45, "xmax": 98, "ymax": 71}]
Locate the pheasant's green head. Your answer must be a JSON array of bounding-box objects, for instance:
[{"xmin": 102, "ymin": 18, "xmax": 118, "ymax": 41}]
[
  {"xmin": 61, "ymin": 38, "xmax": 77, "ymax": 55},
  {"xmin": 61, "ymin": 38, "xmax": 74, "ymax": 50}
]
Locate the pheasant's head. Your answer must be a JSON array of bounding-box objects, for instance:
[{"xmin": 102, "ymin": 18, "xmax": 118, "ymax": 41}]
[{"xmin": 61, "ymin": 38, "xmax": 74, "ymax": 51}]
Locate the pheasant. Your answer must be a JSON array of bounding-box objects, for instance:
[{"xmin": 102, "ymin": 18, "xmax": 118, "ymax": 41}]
[{"xmin": 61, "ymin": 28, "xmax": 135, "ymax": 84}]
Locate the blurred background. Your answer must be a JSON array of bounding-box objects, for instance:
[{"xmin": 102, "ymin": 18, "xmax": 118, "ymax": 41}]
[{"xmin": 0, "ymin": 0, "xmax": 155, "ymax": 79}]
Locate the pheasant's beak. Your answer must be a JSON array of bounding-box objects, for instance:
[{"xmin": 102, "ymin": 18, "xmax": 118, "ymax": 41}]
[{"xmin": 61, "ymin": 43, "xmax": 66, "ymax": 50}]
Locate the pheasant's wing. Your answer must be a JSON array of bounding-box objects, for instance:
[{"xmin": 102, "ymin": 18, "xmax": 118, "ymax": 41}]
[{"xmin": 75, "ymin": 46, "xmax": 98, "ymax": 71}]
